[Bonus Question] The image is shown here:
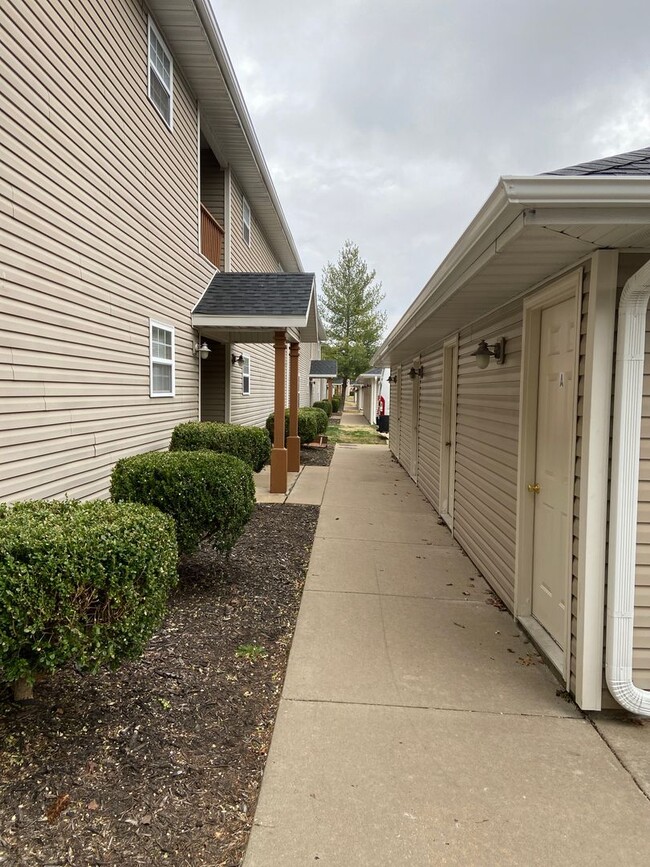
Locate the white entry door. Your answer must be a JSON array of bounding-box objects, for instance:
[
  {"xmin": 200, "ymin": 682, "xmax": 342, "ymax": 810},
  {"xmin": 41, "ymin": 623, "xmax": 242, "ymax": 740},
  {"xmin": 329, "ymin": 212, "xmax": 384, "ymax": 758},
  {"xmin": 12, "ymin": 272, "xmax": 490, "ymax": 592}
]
[
  {"xmin": 440, "ymin": 339, "xmax": 458, "ymax": 527},
  {"xmin": 531, "ymin": 297, "xmax": 576, "ymax": 648}
]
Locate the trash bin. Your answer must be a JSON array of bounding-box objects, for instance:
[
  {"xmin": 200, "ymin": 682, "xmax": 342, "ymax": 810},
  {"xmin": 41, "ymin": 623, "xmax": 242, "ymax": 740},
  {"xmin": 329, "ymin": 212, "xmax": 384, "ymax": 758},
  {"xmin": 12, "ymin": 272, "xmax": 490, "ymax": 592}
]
[{"xmin": 377, "ymin": 415, "xmax": 389, "ymax": 433}]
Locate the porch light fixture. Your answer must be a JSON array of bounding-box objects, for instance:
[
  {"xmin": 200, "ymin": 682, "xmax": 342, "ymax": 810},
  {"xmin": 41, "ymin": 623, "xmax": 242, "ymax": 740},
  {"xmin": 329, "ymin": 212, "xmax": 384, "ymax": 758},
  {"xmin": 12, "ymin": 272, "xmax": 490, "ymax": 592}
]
[
  {"xmin": 231, "ymin": 353, "xmax": 244, "ymax": 366},
  {"xmin": 387, "ymin": 374, "xmax": 397, "ymax": 383},
  {"xmin": 194, "ymin": 341, "xmax": 211, "ymax": 361},
  {"xmin": 472, "ymin": 337, "xmax": 506, "ymax": 369},
  {"xmin": 408, "ymin": 366, "xmax": 424, "ymax": 380}
]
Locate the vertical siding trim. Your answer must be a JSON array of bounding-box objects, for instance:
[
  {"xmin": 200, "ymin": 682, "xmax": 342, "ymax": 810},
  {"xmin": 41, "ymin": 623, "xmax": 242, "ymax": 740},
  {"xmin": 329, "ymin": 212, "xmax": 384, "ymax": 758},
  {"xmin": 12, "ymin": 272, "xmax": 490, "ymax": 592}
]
[
  {"xmin": 224, "ymin": 167, "xmax": 232, "ymax": 271},
  {"xmin": 575, "ymin": 252, "xmax": 618, "ymax": 710}
]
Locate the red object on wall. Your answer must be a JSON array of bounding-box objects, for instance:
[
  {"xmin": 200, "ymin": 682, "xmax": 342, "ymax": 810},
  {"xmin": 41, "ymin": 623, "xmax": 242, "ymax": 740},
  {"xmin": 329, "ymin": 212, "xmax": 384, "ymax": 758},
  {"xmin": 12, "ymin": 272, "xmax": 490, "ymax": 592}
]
[{"xmin": 377, "ymin": 395, "xmax": 386, "ymax": 417}]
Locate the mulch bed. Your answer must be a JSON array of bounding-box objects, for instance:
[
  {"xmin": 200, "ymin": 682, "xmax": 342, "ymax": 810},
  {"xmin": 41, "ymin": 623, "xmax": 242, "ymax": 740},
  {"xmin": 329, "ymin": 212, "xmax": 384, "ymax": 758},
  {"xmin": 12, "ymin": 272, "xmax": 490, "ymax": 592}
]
[
  {"xmin": 0, "ymin": 504, "xmax": 319, "ymax": 867},
  {"xmin": 299, "ymin": 444, "xmax": 334, "ymax": 467}
]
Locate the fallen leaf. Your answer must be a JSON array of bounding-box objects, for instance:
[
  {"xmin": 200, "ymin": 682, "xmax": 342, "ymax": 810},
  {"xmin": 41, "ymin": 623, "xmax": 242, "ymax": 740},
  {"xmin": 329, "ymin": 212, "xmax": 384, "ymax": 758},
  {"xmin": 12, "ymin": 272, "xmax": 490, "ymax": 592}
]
[
  {"xmin": 46, "ymin": 794, "xmax": 70, "ymax": 824},
  {"xmin": 87, "ymin": 799, "xmax": 99, "ymax": 811}
]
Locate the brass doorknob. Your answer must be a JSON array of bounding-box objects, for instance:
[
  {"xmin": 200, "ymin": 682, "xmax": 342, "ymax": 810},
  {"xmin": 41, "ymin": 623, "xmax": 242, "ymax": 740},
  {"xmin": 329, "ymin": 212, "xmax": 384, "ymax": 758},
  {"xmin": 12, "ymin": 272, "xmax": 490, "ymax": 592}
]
[{"xmin": 528, "ymin": 483, "xmax": 541, "ymax": 494}]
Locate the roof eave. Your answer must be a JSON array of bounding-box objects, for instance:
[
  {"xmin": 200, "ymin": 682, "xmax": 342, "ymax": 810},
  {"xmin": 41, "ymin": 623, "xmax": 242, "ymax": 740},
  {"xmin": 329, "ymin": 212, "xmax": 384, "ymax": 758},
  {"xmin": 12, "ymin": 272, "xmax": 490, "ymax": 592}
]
[{"xmin": 374, "ymin": 175, "xmax": 650, "ymax": 366}]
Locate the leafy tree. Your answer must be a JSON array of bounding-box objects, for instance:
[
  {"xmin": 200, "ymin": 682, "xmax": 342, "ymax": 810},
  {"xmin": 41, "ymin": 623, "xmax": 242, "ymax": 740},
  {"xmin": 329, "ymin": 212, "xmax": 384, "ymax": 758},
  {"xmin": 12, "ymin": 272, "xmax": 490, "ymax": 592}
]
[{"xmin": 320, "ymin": 241, "xmax": 387, "ymax": 410}]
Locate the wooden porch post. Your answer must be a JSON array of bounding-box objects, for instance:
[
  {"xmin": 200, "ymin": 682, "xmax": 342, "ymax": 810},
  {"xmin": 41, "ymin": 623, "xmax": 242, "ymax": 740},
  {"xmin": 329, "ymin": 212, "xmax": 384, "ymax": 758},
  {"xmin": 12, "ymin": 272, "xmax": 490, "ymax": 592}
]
[
  {"xmin": 327, "ymin": 378, "xmax": 333, "ymax": 401},
  {"xmin": 287, "ymin": 342, "xmax": 300, "ymax": 472},
  {"xmin": 270, "ymin": 331, "xmax": 288, "ymax": 493}
]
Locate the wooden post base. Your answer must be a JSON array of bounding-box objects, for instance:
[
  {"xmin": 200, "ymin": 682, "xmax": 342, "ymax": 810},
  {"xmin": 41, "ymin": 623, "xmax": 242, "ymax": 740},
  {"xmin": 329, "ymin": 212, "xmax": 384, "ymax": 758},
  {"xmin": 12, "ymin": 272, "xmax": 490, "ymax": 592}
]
[
  {"xmin": 270, "ymin": 447, "xmax": 288, "ymax": 493},
  {"xmin": 287, "ymin": 435, "xmax": 300, "ymax": 473}
]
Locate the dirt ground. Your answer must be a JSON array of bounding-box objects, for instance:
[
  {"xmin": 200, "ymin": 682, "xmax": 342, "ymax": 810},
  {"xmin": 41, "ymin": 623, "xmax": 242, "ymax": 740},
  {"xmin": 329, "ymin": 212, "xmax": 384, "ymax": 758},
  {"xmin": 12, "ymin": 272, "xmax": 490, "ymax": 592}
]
[{"xmin": 0, "ymin": 504, "xmax": 319, "ymax": 867}]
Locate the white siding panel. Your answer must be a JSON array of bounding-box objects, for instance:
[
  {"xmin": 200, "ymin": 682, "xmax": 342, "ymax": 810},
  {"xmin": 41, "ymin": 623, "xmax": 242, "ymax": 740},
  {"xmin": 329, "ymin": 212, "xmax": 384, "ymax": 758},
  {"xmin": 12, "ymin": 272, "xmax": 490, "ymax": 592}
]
[
  {"xmin": 399, "ymin": 363, "xmax": 413, "ymax": 471},
  {"xmin": 417, "ymin": 348, "xmax": 443, "ymax": 510},
  {"xmin": 453, "ymin": 304, "xmax": 523, "ymax": 610}
]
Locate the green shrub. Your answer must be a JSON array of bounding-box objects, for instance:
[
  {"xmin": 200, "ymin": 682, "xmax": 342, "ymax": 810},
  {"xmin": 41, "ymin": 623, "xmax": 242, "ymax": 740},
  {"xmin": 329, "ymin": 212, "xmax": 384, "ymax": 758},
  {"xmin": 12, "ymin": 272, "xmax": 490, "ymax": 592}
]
[
  {"xmin": 0, "ymin": 500, "xmax": 177, "ymax": 698},
  {"xmin": 331, "ymin": 396, "xmax": 340, "ymax": 413},
  {"xmin": 313, "ymin": 399, "xmax": 332, "ymax": 418},
  {"xmin": 305, "ymin": 406, "xmax": 328, "ymax": 435},
  {"xmin": 111, "ymin": 451, "xmax": 255, "ymax": 555},
  {"xmin": 266, "ymin": 408, "xmax": 318, "ymax": 445},
  {"xmin": 170, "ymin": 422, "xmax": 271, "ymax": 472}
]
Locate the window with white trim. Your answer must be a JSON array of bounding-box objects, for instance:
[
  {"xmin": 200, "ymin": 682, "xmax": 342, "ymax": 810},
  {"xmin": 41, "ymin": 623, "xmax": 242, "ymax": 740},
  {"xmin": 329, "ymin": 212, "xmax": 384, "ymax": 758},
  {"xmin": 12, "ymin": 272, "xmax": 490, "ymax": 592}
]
[
  {"xmin": 148, "ymin": 18, "xmax": 173, "ymax": 128},
  {"xmin": 150, "ymin": 321, "xmax": 175, "ymax": 397},
  {"xmin": 242, "ymin": 354, "xmax": 251, "ymax": 395},
  {"xmin": 242, "ymin": 197, "xmax": 251, "ymax": 246}
]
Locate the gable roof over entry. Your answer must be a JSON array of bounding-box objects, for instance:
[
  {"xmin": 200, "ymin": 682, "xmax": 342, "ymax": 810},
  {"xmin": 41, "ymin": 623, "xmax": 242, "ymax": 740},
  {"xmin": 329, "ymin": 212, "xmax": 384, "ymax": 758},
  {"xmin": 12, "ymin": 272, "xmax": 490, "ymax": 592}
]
[
  {"xmin": 192, "ymin": 272, "xmax": 323, "ymax": 343},
  {"xmin": 374, "ymin": 147, "xmax": 650, "ymax": 366},
  {"xmin": 309, "ymin": 359, "xmax": 338, "ymax": 378}
]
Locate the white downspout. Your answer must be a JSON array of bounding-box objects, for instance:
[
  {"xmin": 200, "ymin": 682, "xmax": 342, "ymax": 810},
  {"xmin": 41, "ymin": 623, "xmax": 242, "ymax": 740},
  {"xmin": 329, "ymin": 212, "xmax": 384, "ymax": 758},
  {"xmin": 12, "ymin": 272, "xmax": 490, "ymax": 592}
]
[{"xmin": 607, "ymin": 258, "xmax": 650, "ymax": 716}]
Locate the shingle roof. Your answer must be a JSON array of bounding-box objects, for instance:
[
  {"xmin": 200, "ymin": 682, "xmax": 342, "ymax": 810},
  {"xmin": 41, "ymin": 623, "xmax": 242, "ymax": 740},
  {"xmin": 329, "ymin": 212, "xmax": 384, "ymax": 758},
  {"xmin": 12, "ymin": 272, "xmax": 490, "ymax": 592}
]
[
  {"xmin": 544, "ymin": 147, "xmax": 650, "ymax": 176},
  {"xmin": 358, "ymin": 367, "xmax": 383, "ymax": 377},
  {"xmin": 193, "ymin": 272, "xmax": 315, "ymax": 316},
  {"xmin": 309, "ymin": 359, "xmax": 337, "ymax": 377}
]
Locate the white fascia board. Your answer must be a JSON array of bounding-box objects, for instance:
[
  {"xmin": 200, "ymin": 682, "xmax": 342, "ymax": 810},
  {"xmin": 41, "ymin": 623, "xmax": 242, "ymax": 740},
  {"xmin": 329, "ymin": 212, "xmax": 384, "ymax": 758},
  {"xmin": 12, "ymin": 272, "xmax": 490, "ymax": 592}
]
[
  {"xmin": 375, "ymin": 175, "xmax": 650, "ymax": 365},
  {"xmin": 192, "ymin": 314, "xmax": 307, "ymax": 328}
]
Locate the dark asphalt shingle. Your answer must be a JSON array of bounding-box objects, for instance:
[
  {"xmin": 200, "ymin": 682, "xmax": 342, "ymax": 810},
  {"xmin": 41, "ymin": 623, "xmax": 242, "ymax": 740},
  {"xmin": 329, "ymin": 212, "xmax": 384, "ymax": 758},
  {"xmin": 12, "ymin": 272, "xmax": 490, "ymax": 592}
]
[
  {"xmin": 309, "ymin": 360, "xmax": 337, "ymax": 377},
  {"xmin": 194, "ymin": 272, "xmax": 315, "ymax": 316},
  {"xmin": 544, "ymin": 147, "xmax": 650, "ymax": 176}
]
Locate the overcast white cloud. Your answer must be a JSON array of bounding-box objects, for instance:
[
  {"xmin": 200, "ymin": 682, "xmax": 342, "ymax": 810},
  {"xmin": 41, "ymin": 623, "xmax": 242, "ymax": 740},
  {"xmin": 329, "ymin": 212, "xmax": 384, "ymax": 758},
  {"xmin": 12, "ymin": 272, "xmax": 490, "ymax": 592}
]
[{"xmin": 211, "ymin": 0, "xmax": 650, "ymax": 330}]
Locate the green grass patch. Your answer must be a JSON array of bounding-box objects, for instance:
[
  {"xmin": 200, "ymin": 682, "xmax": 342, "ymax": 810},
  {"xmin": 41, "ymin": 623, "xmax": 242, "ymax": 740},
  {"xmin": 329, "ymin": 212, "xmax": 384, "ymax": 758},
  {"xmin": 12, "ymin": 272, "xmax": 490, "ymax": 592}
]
[{"xmin": 325, "ymin": 425, "xmax": 386, "ymax": 445}]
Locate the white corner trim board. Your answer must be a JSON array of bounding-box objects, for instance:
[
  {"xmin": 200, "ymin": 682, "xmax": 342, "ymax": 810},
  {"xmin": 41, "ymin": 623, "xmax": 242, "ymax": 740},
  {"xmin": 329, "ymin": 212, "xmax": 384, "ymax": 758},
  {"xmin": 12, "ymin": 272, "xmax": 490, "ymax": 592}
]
[{"xmin": 607, "ymin": 258, "xmax": 650, "ymax": 716}]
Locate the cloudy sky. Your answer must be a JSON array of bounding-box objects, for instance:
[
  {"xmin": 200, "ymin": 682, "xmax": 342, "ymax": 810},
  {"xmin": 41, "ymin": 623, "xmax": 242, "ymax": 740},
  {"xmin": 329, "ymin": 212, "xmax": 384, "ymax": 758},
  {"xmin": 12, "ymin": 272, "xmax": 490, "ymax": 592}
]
[{"xmin": 212, "ymin": 0, "xmax": 650, "ymax": 331}]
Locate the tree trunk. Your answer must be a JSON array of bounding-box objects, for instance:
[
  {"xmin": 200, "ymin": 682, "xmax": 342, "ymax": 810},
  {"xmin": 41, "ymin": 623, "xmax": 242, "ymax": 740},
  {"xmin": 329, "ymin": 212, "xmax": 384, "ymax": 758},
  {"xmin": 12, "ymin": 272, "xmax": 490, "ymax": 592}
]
[
  {"xmin": 12, "ymin": 677, "xmax": 33, "ymax": 701},
  {"xmin": 340, "ymin": 378, "xmax": 349, "ymax": 414}
]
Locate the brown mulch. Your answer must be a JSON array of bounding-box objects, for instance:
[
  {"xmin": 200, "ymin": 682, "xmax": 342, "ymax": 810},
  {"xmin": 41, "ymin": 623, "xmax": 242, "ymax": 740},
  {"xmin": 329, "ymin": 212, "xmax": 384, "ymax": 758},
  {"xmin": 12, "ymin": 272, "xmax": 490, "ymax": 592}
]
[
  {"xmin": 0, "ymin": 504, "xmax": 319, "ymax": 867},
  {"xmin": 299, "ymin": 444, "xmax": 334, "ymax": 467}
]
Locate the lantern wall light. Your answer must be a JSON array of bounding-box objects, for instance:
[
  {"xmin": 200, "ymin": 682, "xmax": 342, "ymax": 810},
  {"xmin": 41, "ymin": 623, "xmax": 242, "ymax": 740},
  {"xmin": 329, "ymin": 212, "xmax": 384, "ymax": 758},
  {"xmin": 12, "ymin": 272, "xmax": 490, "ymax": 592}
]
[
  {"xmin": 194, "ymin": 341, "xmax": 211, "ymax": 361},
  {"xmin": 231, "ymin": 353, "xmax": 244, "ymax": 366},
  {"xmin": 471, "ymin": 337, "xmax": 506, "ymax": 369}
]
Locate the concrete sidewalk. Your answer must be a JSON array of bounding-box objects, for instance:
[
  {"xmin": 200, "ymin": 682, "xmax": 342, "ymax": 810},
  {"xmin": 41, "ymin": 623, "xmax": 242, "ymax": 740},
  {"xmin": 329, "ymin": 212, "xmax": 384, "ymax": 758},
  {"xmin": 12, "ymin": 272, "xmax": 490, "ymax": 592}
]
[{"xmin": 244, "ymin": 446, "xmax": 650, "ymax": 866}]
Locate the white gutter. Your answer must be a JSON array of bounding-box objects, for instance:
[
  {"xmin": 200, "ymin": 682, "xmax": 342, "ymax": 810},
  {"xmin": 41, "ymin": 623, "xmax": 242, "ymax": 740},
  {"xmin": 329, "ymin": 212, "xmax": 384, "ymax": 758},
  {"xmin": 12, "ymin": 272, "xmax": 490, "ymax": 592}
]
[{"xmin": 607, "ymin": 257, "xmax": 650, "ymax": 716}]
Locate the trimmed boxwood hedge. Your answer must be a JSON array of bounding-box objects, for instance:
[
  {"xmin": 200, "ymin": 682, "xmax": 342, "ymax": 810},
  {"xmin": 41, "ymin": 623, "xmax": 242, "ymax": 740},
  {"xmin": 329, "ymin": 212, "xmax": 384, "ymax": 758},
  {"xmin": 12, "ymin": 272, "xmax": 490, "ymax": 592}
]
[
  {"xmin": 266, "ymin": 408, "xmax": 318, "ymax": 445},
  {"xmin": 331, "ymin": 396, "xmax": 340, "ymax": 413},
  {"xmin": 305, "ymin": 406, "xmax": 328, "ymax": 435},
  {"xmin": 111, "ymin": 450, "xmax": 255, "ymax": 556},
  {"xmin": 170, "ymin": 422, "xmax": 271, "ymax": 472},
  {"xmin": 0, "ymin": 500, "xmax": 178, "ymax": 697},
  {"xmin": 313, "ymin": 399, "xmax": 332, "ymax": 417}
]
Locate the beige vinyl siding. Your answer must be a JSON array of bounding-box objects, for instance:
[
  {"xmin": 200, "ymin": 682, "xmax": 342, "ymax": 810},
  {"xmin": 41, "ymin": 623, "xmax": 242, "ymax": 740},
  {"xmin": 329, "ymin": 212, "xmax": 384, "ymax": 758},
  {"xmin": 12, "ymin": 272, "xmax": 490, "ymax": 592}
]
[
  {"xmin": 1, "ymin": 0, "xmax": 214, "ymax": 501},
  {"xmin": 417, "ymin": 348, "xmax": 443, "ymax": 510},
  {"xmin": 631, "ymin": 253, "xmax": 650, "ymax": 688},
  {"xmin": 453, "ymin": 304, "xmax": 522, "ymax": 611},
  {"xmin": 399, "ymin": 364, "xmax": 414, "ymax": 472},
  {"xmin": 200, "ymin": 341, "xmax": 227, "ymax": 422},
  {"xmin": 230, "ymin": 343, "xmax": 275, "ymax": 427},
  {"xmin": 230, "ymin": 174, "xmax": 279, "ymax": 272}
]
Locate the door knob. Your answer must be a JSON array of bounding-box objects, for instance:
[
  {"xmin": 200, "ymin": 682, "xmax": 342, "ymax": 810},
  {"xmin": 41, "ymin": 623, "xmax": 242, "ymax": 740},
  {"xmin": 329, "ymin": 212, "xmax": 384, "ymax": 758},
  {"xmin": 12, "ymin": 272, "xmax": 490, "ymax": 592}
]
[{"xmin": 527, "ymin": 483, "xmax": 541, "ymax": 494}]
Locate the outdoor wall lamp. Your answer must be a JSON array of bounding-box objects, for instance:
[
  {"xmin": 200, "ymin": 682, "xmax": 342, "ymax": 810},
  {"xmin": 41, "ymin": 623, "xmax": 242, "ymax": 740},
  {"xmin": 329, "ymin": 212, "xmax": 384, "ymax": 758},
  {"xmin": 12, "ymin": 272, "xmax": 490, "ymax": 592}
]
[
  {"xmin": 231, "ymin": 353, "xmax": 244, "ymax": 366},
  {"xmin": 472, "ymin": 337, "xmax": 506, "ymax": 369},
  {"xmin": 388, "ymin": 374, "xmax": 397, "ymax": 383},
  {"xmin": 194, "ymin": 341, "xmax": 211, "ymax": 361},
  {"xmin": 408, "ymin": 366, "xmax": 424, "ymax": 380}
]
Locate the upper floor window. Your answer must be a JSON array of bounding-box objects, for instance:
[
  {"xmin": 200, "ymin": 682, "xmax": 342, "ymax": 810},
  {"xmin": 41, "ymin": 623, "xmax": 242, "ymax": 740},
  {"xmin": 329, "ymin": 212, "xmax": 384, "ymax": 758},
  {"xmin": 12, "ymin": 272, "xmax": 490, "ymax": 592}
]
[
  {"xmin": 242, "ymin": 354, "xmax": 251, "ymax": 395},
  {"xmin": 148, "ymin": 18, "xmax": 173, "ymax": 128},
  {"xmin": 242, "ymin": 197, "xmax": 252, "ymax": 246},
  {"xmin": 150, "ymin": 320, "xmax": 175, "ymax": 397}
]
